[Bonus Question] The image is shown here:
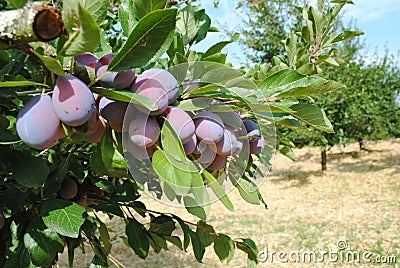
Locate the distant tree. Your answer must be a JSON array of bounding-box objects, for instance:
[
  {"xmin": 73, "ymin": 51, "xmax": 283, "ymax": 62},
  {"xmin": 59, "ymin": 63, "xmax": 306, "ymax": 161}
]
[{"xmin": 235, "ymin": 0, "xmax": 305, "ymax": 63}]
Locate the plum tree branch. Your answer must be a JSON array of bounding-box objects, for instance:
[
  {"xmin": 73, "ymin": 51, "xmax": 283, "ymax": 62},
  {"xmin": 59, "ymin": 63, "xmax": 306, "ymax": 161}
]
[{"xmin": 0, "ymin": 2, "xmax": 66, "ymax": 44}]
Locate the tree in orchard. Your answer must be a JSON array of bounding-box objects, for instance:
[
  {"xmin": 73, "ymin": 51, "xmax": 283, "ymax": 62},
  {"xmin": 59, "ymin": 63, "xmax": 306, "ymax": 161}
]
[
  {"xmin": 0, "ymin": 0, "xmax": 358, "ymax": 267},
  {"xmin": 284, "ymin": 51, "xmax": 400, "ymax": 170},
  {"xmin": 235, "ymin": 0, "xmax": 396, "ymax": 171},
  {"xmin": 233, "ymin": 0, "xmax": 305, "ymax": 63}
]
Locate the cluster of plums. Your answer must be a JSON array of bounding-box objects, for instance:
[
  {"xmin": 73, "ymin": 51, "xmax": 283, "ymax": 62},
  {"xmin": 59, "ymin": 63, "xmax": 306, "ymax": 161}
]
[
  {"xmin": 16, "ymin": 52, "xmax": 265, "ymax": 175},
  {"xmin": 125, "ymin": 105, "xmax": 265, "ymax": 171}
]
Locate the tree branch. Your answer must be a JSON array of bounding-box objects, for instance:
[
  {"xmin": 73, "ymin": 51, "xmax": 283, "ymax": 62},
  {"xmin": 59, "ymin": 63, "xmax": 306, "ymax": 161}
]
[{"xmin": 0, "ymin": 2, "xmax": 66, "ymax": 43}]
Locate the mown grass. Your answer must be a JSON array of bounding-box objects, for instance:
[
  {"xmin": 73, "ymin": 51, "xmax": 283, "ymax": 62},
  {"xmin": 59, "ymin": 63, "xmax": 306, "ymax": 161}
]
[{"xmin": 58, "ymin": 139, "xmax": 400, "ymax": 267}]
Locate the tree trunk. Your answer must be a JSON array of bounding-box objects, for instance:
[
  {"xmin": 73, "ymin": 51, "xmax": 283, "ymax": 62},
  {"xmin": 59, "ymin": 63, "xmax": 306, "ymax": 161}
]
[{"xmin": 321, "ymin": 147, "xmax": 327, "ymax": 171}]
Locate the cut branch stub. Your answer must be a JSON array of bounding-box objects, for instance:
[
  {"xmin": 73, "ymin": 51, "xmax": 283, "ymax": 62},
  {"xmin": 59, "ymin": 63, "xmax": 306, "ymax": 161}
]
[
  {"xmin": 33, "ymin": 6, "xmax": 67, "ymax": 42},
  {"xmin": 0, "ymin": 2, "xmax": 67, "ymax": 43}
]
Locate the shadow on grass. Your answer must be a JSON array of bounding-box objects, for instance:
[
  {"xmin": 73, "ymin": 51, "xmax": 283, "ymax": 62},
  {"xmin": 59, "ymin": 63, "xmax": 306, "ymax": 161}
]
[
  {"xmin": 269, "ymin": 170, "xmax": 322, "ymax": 187},
  {"xmin": 330, "ymin": 153, "xmax": 400, "ymax": 173}
]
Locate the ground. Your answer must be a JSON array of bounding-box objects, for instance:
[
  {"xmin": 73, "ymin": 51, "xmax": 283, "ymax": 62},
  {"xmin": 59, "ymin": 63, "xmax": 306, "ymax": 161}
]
[{"xmin": 59, "ymin": 139, "xmax": 400, "ymax": 267}]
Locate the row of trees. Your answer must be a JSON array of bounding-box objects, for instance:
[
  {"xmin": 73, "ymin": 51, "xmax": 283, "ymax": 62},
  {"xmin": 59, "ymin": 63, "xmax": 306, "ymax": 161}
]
[{"xmin": 233, "ymin": 0, "xmax": 400, "ymax": 170}]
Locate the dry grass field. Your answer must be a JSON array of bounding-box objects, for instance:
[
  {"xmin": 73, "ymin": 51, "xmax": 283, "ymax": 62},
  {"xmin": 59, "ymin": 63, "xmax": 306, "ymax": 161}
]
[{"xmin": 59, "ymin": 139, "xmax": 400, "ymax": 267}]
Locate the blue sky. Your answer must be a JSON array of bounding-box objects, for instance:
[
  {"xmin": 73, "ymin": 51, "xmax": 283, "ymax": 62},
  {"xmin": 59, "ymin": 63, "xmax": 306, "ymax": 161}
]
[{"xmin": 192, "ymin": 0, "xmax": 400, "ymax": 66}]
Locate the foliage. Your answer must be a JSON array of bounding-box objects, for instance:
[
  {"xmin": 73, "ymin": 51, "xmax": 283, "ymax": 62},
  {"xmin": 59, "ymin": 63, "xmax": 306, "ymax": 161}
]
[
  {"xmin": 0, "ymin": 0, "xmax": 358, "ymax": 267},
  {"xmin": 235, "ymin": 0, "xmax": 400, "ymax": 168},
  {"xmin": 235, "ymin": 0, "xmax": 305, "ymax": 63},
  {"xmin": 283, "ymin": 54, "xmax": 400, "ymax": 150}
]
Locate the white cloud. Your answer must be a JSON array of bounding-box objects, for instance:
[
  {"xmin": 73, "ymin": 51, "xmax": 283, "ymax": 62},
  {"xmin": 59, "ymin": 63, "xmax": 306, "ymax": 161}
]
[{"xmin": 343, "ymin": 0, "xmax": 400, "ymax": 22}]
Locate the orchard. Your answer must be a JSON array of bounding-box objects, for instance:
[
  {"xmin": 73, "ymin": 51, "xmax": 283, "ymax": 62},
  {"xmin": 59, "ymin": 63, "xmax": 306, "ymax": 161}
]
[{"xmin": 0, "ymin": 0, "xmax": 362, "ymax": 267}]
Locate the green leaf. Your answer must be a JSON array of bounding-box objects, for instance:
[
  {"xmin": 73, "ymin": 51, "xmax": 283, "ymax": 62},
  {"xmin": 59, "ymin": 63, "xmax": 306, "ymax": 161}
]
[
  {"xmin": 98, "ymin": 220, "xmax": 112, "ymax": 253},
  {"xmin": 95, "ymin": 29, "xmax": 113, "ymax": 57},
  {"xmin": 236, "ymin": 239, "xmax": 259, "ymax": 266},
  {"xmin": 177, "ymin": 97, "xmax": 218, "ymax": 111},
  {"xmin": 132, "ymin": 0, "xmax": 168, "ymax": 19},
  {"xmin": 8, "ymin": 0, "xmax": 27, "ymax": 8},
  {"xmin": 4, "ymin": 243, "xmax": 31, "ymax": 268},
  {"xmin": 196, "ymin": 220, "xmax": 215, "ymax": 247},
  {"xmin": 152, "ymin": 150, "xmax": 192, "ymax": 195},
  {"xmin": 214, "ymin": 234, "xmax": 235, "ymax": 263},
  {"xmin": 176, "ymin": 6, "xmax": 197, "ymax": 45},
  {"xmin": 161, "ymin": 119, "xmax": 186, "ymax": 159},
  {"xmin": 0, "ymin": 81, "xmax": 48, "ymax": 88},
  {"xmin": 90, "ymin": 145, "xmax": 108, "ymax": 176},
  {"xmin": 118, "ymin": 0, "xmax": 136, "ymax": 35},
  {"xmin": 90, "ymin": 255, "xmax": 109, "ymax": 268},
  {"xmin": 188, "ymin": 229, "xmax": 205, "ymax": 263},
  {"xmin": 172, "ymin": 216, "xmax": 190, "ymax": 250},
  {"xmin": 91, "ymin": 202, "xmax": 125, "ymax": 218},
  {"xmin": 33, "ymin": 53, "xmax": 66, "ymax": 76},
  {"xmin": 126, "ymin": 219, "xmax": 149, "ymax": 259},
  {"xmin": 91, "ymin": 87, "xmax": 157, "ymax": 111},
  {"xmin": 100, "ymin": 129, "xmax": 128, "ymax": 177},
  {"xmin": 62, "ymin": 2, "xmax": 100, "ymax": 56},
  {"xmin": 149, "ymin": 215, "xmax": 176, "ymax": 236},
  {"xmin": 203, "ymin": 33, "xmax": 239, "ymax": 58},
  {"xmin": 202, "ymin": 53, "xmax": 227, "ymax": 64},
  {"xmin": 167, "ymin": 33, "xmax": 185, "ymax": 59},
  {"xmin": 41, "ymin": 199, "xmax": 86, "ymax": 238},
  {"xmin": 285, "ymin": 32, "xmax": 297, "ymax": 67},
  {"xmin": 23, "ymin": 217, "xmax": 64, "ymax": 267},
  {"xmin": 193, "ymin": 8, "xmax": 211, "ymax": 44},
  {"xmin": 184, "ymin": 196, "xmax": 210, "ymax": 221},
  {"xmin": 109, "ymin": 9, "xmax": 177, "ymax": 71},
  {"xmin": 236, "ymin": 178, "xmax": 261, "ymax": 205},
  {"xmin": 65, "ymin": 237, "xmax": 80, "ymax": 268},
  {"xmin": 11, "ymin": 151, "xmax": 49, "ymax": 188},
  {"xmin": 291, "ymin": 103, "xmax": 334, "ymax": 133},
  {"xmin": 203, "ymin": 170, "xmax": 234, "ymax": 212},
  {"xmin": 172, "ymin": 51, "xmax": 188, "ymax": 65},
  {"xmin": 43, "ymin": 158, "xmax": 70, "ymax": 197},
  {"xmin": 147, "ymin": 232, "xmax": 168, "ymax": 253},
  {"xmin": 81, "ymin": 0, "xmax": 109, "ymax": 25},
  {"xmin": 259, "ymin": 69, "xmax": 345, "ymax": 98},
  {"xmin": 332, "ymin": 30, "xmax": 364, "ymax": 44},
  {"xmin": 186, "ymin": 84, "xmax": 223, "ymax": 96},
  {"xmin": 309, "ymin": 6, "xmax": 326, "ymax": 37},
  {"xmin": 165, "ymin": 236, "xmax": 183, "ymax": 250}
]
